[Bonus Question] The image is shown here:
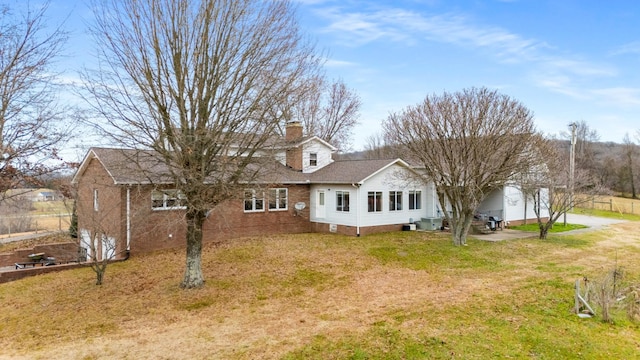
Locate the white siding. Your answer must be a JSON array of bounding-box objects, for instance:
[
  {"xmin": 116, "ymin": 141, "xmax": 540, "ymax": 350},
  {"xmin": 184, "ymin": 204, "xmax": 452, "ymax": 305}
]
[
  {"xmin": 477, "ymin": 188, "xmax": 504, "ymax": 219},
  {"xmin": 309, "ymin": 164, "xmax": 438, "ymax": 228},
  {"xmin": 310, "ymin": 185, "xmax": 358, "ymax": 225},
  {"xmin": 302, "ymin": 140, "xmax": 333, "ymax": 173},
  {"xmin": 502, "ymin": 185, "xmax": 550, "ymax": 223},
  {"xmin": 358, "ymin": 165, "xmax": 428, "ymax": 227}
]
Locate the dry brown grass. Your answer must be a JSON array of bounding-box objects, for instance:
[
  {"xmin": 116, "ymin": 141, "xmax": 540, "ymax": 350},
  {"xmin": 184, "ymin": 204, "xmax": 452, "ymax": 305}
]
[
  {"xmin": 1, "ymin": 226, "xmax": 639, "ymax": 359},
  {"xmin": 580, "ymin": 195, "xmax": 640, "ymax": 215}
]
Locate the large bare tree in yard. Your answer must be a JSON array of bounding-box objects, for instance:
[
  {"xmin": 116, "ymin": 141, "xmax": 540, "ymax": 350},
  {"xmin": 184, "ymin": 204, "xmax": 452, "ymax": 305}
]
[
  {"xmin": 0, "ymin": 2, "xmax": 69, "ymax": 199},
  {"xmin": 287, "ymin": 77, "xmax": 361, "ymax": 151},
  {"xmin": 384, "ymin": 87, "xmax": 543, "ymax": 246},
  {"xmin": 83, "ymin": 0, "xmax": 319, "ymax": 288}
]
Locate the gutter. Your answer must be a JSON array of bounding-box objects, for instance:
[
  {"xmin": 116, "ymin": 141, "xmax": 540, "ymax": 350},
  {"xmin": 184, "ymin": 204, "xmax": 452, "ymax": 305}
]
[
  {"xmin": 352, "ymin": 183, "xmax": 362, "ymax": 236},
  {"xmin": 126, "ymin": 186, "xmax": 131, "ymax": 253}
]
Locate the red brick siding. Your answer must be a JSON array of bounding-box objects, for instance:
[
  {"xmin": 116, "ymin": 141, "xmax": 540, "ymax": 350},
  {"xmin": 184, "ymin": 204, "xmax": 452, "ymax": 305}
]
[
  {"xmin": 506, "ymin": 218, "xmax": 549, "ymax": 227},
  {"xmin": 125, "ymin": 184, "xmax": 312, "ymax": 255},
  {"xmin": 286, "ymin": 147, "xmax": 303, "ymax": 171},
  {"xmin": 0, "ymin": 263, "xmax": 87, "ymax": 284},
  {"xmin": 76, "ymin": 158, "xmax": 127, "ymax": 259}
]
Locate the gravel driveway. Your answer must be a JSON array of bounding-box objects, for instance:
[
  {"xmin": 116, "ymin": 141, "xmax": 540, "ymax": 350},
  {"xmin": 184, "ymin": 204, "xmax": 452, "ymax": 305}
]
[{"xmin": 564, "ymin": 213, "xmax": 627, "ymax": 229}]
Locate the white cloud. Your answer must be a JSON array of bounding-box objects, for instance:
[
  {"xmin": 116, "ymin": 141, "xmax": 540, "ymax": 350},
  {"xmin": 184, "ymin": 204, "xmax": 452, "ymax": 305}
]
[
  {"xmin": 325, "ymin": 59, "xmax": 358, "ymax": 67},
  {"xmin": 591, "ymin": 87, "xmax": 640, "ymax": 107},
  {"xmin": 610, "ymin": 41, "xmax": 640, "ymax": 56}
]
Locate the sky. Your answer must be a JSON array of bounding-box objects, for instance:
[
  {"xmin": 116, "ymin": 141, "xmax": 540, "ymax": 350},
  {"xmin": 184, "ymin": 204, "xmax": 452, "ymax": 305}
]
[{"xmin": 38, "ymin": 0, "xmax": 640, "ymax": 156}]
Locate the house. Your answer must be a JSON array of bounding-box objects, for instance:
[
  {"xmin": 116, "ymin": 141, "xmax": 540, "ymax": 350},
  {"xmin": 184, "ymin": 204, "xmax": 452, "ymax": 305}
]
[
  {"xmin": 477, "ymin": 185, "xmax": 550, "ymax": 227},
  {"xmin": 71, "ymin": 121, "xmax": 547, "ymax": 260}
]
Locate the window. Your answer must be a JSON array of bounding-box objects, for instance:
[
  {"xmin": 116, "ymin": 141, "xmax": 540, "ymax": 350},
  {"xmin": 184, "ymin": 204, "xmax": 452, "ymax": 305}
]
[
  {"xmin": 368, "ymin": 191, "xmax": 382, "ymax": 212},
  {"xmin": 389, "ymin": 191, "xmax": 402, "ymax": 211},
  {"xmin": 268, "ymin": 188, "xmax": 288, "ymax": 211},
  {"xmin": 336, "ymin": 191, "xmax": 350, "ymax": 212},
  {"xmin": 409, "ymin": 190, "xmax": 422, "ymax": 210},
  {"xmin": 93, "ymin": 189, "xmax": 99, "ymax": 211},
  {"xmin": 152, "ymin": 189, "xmax": 187, "ymax": 210},
  {"xmin": 244, "ymin": 189, "xmax": 264, "ymax": 212},
  {"xmin": 309, "ymin": 153, "xmax": 317, "ymax": 166}
]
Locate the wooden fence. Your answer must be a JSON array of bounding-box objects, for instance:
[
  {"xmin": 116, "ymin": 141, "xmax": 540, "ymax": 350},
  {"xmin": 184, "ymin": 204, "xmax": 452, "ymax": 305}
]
[{"xmin": 580, "ymin": 196, "xmax": 638, "ymax": 215}]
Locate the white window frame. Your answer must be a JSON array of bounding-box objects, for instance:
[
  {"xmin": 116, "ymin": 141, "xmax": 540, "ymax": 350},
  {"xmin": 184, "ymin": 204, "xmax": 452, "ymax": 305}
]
[
  {"xmin": 389, "ymin": 190, "xmax": 403, "ymax": 211},
  {"xmin": 152, "ymin": 189, "xmax": 187, "ymax": 210},
  {"xmin": 409, "ymin": 190, "xmax": 422, "ymax": 210},
  {"xmin": 268, "ymin": 188, "xmax": 288, "ymax": 211},
  {"xmin": 336, "ymin": 191, "xmax": 350, "ymax": 212},
  {"xmin": 309, "ymin": 153, "xmax": 318, "ymax": 166},
  {"xmin": 244, "ymin": 189, "xmax": 265, "ymax": 212},
  {"xmin": 93, "ymin": 189, "xmax": 99, "ymax": 211},
  {"xmin": 368, "ymin": 191, "xmax": 382, "ymax": 213}
]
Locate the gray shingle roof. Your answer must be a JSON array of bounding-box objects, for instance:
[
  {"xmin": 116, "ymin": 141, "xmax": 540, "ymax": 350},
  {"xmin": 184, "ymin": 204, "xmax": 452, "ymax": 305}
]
[
  {"xmin": 308, "ymin": 159, "xmax": 408, "ymax": 184},
  {"xmin": 74, "ymin": 148, "xmax": 410, "ymax": 186}
]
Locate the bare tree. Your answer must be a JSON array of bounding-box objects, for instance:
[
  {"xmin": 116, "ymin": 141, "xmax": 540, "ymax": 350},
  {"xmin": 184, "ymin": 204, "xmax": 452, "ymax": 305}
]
[
  {"xmin": 517, "ymin": 140, "xmax": 604, "ymax": 239},
  {"xmin": 621, "ymin": 133, "xmax": 638, "ymax": 198},
  {"xmin": 289, "ymin": 77, "xmax": 361, "ymax": 151},
  {"xmin": 82, "ymin": 0, "xmax": 320, "ymax": 288},
  {"xmin": 362, "ymin": 132, "xmax": 399, "ymax": 159},
  {"xmin": 0, "ymin": 2, "xmax": 70, "ymax": 199},
  {"xmin": 79, "ymin": 218, "xmax": 120, "ymax": 286},
  {"xmin": 384, "ymin": 87, "xmax": 542, "ymax": 246}
]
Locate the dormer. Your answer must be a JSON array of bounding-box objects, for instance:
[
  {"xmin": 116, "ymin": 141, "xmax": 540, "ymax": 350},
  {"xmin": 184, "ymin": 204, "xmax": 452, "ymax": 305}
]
[{"xmin": 284, "ymin": 121, "xmax": 336, "ymax": 173}]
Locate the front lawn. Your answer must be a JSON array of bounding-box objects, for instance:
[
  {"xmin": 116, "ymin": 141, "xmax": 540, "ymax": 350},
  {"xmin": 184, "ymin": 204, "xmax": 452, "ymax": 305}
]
[{"xmin": 1, "ymin": 224, "xmax": 639, "ymax": 359}]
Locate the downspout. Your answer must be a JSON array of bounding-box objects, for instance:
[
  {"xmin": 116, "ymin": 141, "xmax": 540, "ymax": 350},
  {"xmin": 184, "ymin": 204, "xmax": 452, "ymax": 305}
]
[
  {"xmin": 352, "ymin": 183, "xmax": 361, "ymax": 236},
  {"xmin": 125, "ymin": 185, "xmax": 131, "ymax": 259}
]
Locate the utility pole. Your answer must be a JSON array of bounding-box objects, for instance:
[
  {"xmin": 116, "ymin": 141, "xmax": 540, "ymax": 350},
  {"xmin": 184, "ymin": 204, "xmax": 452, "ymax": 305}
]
[{"xmin": 566, "ymin": 122, "xmax": 577, "ymax": 226}]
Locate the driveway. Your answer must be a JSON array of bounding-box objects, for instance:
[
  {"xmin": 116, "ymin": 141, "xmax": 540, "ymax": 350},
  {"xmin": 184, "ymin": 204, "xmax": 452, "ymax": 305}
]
[
  {"xmin": 472, "ymin": 213, "xmax": 627, "ymax": 241},
  {"xmin": 564, "ymin": 213, "xmax": 627, "ymax": 228}
]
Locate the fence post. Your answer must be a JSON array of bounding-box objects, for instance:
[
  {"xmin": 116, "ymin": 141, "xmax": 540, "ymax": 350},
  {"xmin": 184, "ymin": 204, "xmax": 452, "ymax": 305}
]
[
  {"xmin": 633, "ymin": 202, "xmax": 635, "ymax": 214},
  {"xmin": 610, "ymin": 199, "xmax": 613, "ymax": 212},
  {"xmin": 592, "ymin": 198, "xmax": 595, "ymax": 209}
]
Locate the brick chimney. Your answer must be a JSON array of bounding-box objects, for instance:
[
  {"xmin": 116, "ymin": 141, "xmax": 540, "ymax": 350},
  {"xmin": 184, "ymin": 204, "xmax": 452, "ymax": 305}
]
[{"xmin": 285, "ymin": 121, "xmax": 303, "ymax": 171}]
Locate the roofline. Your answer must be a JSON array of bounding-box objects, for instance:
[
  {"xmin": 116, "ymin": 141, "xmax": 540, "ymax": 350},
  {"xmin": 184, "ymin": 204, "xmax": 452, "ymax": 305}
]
[
  {"xmin": 71, "ymin": 148, "xmax": 130, "ymax": 186},
  {"xmin": 358, "ymin": 158, "xmax": 414, "ymax": 183}
]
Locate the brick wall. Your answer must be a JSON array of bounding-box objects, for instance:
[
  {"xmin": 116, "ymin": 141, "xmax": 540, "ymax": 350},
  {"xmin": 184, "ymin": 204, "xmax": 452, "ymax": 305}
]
[
  {"xmin": 311, "ymin": 222, "xmax": 404, "ymax": 236},
  {"xmin": 126, "ymin": 184, "xmax": 312, "ymax": 255},
  {"xmin": 0, "ymin": 242, "xmax": 80, "ymax": 267},
  {"xmin": 76, "ymin": 157, "xmax": 127, "ymax": 259},
  {"xmin": 0, "ymin": 263, "xmax": 87, "ymax": 284},
  {"xmin": 506, "ymin": 217, "xmax": 549, "ymax": 227}
]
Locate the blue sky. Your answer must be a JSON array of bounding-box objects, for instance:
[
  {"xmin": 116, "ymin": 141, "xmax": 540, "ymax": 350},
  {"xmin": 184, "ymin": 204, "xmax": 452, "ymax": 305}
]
[{"xmin": 45, "ymin": 0, "xmax": 640, "ymax": 153}]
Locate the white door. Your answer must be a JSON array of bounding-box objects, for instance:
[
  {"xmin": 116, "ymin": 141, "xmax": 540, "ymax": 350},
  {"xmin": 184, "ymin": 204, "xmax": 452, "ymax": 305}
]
[{"xmin": 316, "ymin": 190, "xmax": 326, "ymax": 218}]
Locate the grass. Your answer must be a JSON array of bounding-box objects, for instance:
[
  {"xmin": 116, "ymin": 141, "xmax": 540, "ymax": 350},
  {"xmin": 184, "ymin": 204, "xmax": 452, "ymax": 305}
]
[
  {"xmin": 572, "ymin": 207, "xmax": 640, "ymax": 221},
  {"xmin": 30, "ymin": 200, "xmax": 71, "ymax": 215},
  {"xmin": 509, "ymin": 222, "xmax": 588, "ymax": 233},
  {"xmin": 1, "ymin": 224, "xmax": 640, "ymax": 359}
]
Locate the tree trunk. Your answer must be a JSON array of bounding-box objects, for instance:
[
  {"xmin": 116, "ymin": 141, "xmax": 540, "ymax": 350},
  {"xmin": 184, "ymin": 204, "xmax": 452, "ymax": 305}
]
[
  {"xmin": 538, "ymin": 223, "xmax": 551, "ymax": 240},
  {"xmin": 181, "ymin": 209, "xmax": 206, "ymax": 289},
  {"xmin": 452, "ymin": 212, "xmax": 473, "ymax": 246},
  {"xmin": 630, "ymin": 165, "xmax": 637, "ymax": 199},
  {"xmin": 96, "ymin": 268, "xmax": 104, "ymax": 285}
]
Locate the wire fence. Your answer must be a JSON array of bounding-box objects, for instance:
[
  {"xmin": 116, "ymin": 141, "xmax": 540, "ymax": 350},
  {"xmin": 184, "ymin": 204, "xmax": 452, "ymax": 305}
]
[{"xmin": 0, "ymin": 213, "xmax": 72, "ymax": 238}]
